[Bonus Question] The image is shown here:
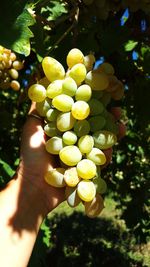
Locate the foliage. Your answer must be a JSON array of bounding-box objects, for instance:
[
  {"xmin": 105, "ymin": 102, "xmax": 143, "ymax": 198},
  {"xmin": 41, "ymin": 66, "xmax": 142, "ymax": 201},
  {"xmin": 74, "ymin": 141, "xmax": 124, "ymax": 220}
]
[{"xmin": 0, "ymin": 0, "xmax": 150, "ymax": 266}]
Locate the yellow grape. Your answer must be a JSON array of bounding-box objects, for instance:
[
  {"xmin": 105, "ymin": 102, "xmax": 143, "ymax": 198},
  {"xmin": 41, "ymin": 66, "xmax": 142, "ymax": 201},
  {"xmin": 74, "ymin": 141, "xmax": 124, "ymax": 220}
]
[
  {"xmin": 10, "ymin": 80, "xmax": 20, "ymax": 91},
  {"xmin": 69, "ymin": 63, "xmax": 87, "ymax": 85},
  {"xmin": 45, "ymin": 168, "xmax": 66, "ymax": 187},
  {"xmin": 84, "ymin": 54, "xmax": 96, "ymax": 72},
  {"xmin": 93, "ymin": 130, "xmax": 117, "ymax": 149},
  {"xmin": 62, "ymin": 77, "xmax": 77, "ymax": 96},
  {"xmin": 75, "ymin": 84, "xmax": 92, "ymax": 102},
  {"xmin": 9, "ymin": 69, "xmax": 19, "ymax": 79},
  {"xmin": 28, "ymin": 84, "xmax": 46, "ymax": 102},
  {"xmin": 71, "ymin": 100, "xmax": 90, "ymax": 120},
  {"xmin": 42, "ymin": 56, "xmax": 65, "ymax": 82},
  {"xmin": 77, "ymin": 180, "xmax": 96, "ymax": 202},
  {"xmin": 78, "ymin": 135, "xmax": 94, "ymax": 153},
  {"xmin": 59, "ymin": 145, "xmax": 82, "ymax": 166},
  {"xmin": 85, "ymin": 70, "xmax": 109, "ymax": 90},
  {"xmin": 66, "ymin": 48, "xmax": 84, "ymax": 68},
  {"xmin": 86, "ymin": 147, "xmax": 106, "ymax": 165},
  {"xmin": 36, "ymin": 98, "xmax": 52, "ymax": 117},
  {"xmin": 46, "ymin": 80, "xmax": 63, "ymax": 99},
  {"xmin": 62, "ymin": 131, "xmax": 77, "ymax": 145},
  {"xmin": 57, "ymin": 112, "xmax": 76, "ymax": 132},
  {"xmin": 65, "ymin": 186, "xmax": 81, "ymax": 207},
  {"xmin": 76, "ymin": 159, "xmax": 96, "ymax": 179},
  {"xmin": 45, "ymin": 136, "xmax": 63, "ymax": 154},
  {"xmin": 84, "ymin": 193, "xmax": 104, "ymax": 217},
  {"xmin": 12, "ymin": 60, "xmax": 24, "ymax": 70},
  {"xmin": 52, "ymin": 94, "xmax": 74, "ymax": 112},
  {"xmin": 64, "ymin": 167, "xmax": 81, "ymax": 187}
]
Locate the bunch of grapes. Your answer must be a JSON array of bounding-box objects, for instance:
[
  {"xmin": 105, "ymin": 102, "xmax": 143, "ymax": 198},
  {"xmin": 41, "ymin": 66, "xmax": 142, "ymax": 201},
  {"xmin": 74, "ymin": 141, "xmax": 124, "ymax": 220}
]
[
  {"xmin": 0, "ymin": 45, "xmax": 24, "ymax": 91},
  {"xmin": 28, "ymin": 48, "xmax": 125, "ymax": 218}
]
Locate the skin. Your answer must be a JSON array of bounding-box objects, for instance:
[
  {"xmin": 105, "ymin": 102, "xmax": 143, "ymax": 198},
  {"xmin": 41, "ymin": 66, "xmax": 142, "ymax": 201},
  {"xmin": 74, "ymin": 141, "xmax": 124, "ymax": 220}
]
[{"xmin": 0, "ymin": 104, "xmax": 125, "ymax": 267}]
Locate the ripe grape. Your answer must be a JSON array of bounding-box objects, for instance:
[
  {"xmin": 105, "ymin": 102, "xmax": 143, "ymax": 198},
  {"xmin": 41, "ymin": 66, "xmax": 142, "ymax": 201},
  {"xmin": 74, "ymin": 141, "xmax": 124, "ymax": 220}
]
[
  {"xmin": 84, "ymin": 54, "xmax": 95, "ymax": 72},
  {"xmin": 44, "ymin": 122, "xmax": 60, "ymax": 137},
  {"xmin": 36, "ymin": 98, "xmax": 52, "ymax": 117},
  {"xmin": 85, "ymin": 70, "xmax": 109, "ymax": 90},
  {"xmin": 77, "ymin": 180, "xmax": 96, "ymax": 202},
  {"xmin": 62, "ymin": 77, "xmax": 77, "ymax": 96},
  {"xmin": 69, "ymin": 63, "xmax": 87, "ymax": 85},
  {"xmin": 71, "ymin": 100, "xmax": 90, "ymax": 120},
  {"xmin": 66, "ymin": 48, "xmax": 84, "ymax": 68},
  {"xmin": 46, "ymin": 108, "xmax": 60, "ymax": 121},
  {"xmin": 64, "ymin": 167, "xmax": 81, "ymax": 187},
  {"xmin": 45, "ymin": 168, "xmax": 66, "ymax": 187},
  {"xmin": 86, "ymin": 147, "xmax": 106, "ymax": 165},
  {"xmin": 96, "ymin": 62, "xmax": 115, "ymax": 75},
  {"xmin": 65, "ymin": 186, "xmax": 81, "ymax": 207},
  {"xmin": 76, "ymin": 159, "xmax": 97, "ymax": 179},
  {"xmin": 88, "ymin": 115, "xmax": 106, "ymax": 132},
  {"xmin": 93, "ymin": 130, "xmax": 117, "ymax": 149},
  {"xmin": 84, "ymin": 194, "xmax": 104, "ymax": 218},
  {"xmin": 93, "ymin": 177, "xmax": 107, "ymax": 194},
  {"xmin": 59, "ymin": 145, "xmax": 82, "ymax": 166},
  {"xmin": 42, "ymin": 56, "xmax": 65, "ymax": 82},
  {"xmin": 52, "ymin": 94, "xmax": 74, "ymax": 112},
  {"xmin": 46, "ymin": 136, "xmax": 64, "ymax": 154},
  {"xmin": 74, "ymin": 120, "xmax": 90, "ymax": 137},
  {"xmin": 46, "ymin": 80, "xmax": 63, "ymax": 98},
  {"xmin": 57, "ymin": 112, "xmax": 76, "ymax": 132},
  {"xmin": 75, "ymin": 84, "xmax": 92, "ymax": 102},
  {"xmin": 62, "ymin": 131, "xmax": 77, "ymax": 145},
  {"xmin": 78, "ymin": 135, "xmax": 94, "ymax": 153},
  {"xmin": 28, "ymin": 84, "xmax": 46, "ymax": 102},
  {"xmin": 10, "ymin": 80, "xmax": 20, "ymax": 91},
  {"xmin": 88, "ymin": 98, "xmax": 104, "ymax": 115}
]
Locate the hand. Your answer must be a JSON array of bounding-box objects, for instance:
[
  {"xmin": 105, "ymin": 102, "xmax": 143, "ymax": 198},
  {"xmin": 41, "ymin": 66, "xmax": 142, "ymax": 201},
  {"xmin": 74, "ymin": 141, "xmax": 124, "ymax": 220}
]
[{"xmin": 18, "ymin": 102, "xmax": 65, "ymax": 215}]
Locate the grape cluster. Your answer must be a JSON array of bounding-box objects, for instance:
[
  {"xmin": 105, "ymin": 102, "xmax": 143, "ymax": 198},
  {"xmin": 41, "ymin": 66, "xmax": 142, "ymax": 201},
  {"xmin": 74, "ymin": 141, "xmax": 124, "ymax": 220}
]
[
  {"xmin": 28, "ymin": 48, "xmax": 124, "ymax": 217},
  {"xmin": 82, "ymin": 0, "xmax": 150, "ymax": 20},
  {"xmin": 0, "ymin": 45, "xmax": 24, "ymax": 91}
]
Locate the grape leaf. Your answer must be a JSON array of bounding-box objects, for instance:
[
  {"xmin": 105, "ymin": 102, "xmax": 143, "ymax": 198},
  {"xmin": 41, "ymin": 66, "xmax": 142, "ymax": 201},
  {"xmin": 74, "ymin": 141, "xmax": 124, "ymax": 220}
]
[
  {"xmin": 41, "ymin": 0, "xmax": 68, "ymax": 21},
  {"xmin": 124, "ymin": 40, "xmax": 138, "ymax": 51},
  {"xmin": 0, "ymin": 1, "xmax": 35, "ymax": 56}
]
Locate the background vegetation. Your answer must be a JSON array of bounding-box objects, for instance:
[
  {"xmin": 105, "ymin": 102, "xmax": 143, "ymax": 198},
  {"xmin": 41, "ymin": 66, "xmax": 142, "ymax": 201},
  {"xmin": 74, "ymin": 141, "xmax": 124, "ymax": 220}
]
[{"xmin": 0, "ymin": 1, "xmax": 149, "ymax": 266}]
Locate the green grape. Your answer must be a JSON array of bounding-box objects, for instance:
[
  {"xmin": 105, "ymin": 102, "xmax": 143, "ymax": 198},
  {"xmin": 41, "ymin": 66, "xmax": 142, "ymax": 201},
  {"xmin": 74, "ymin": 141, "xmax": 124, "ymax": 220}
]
[
  {"xmin": 44, "ymin": 122, "xmax": 60, "ymax": 137},
  {"xmin": 74, "ymin": 120, "xmax": 90, "ymax": 137},
  {"xmin": 93, "ymin": 130, "xmax": 117, "ymax": 149},
  {"xmin": 85, "ymin": 70, "xmax": 109, "ymax": 90},
  {"xmin": 65, "ymin": 186, "xmax": 81, "ymax": 207},
  {"xmin": 100, "ymin": 91, "xmax": 111, "ymax": 106},
  {"xmin": 77, "ymin": 180, "xmax": 96, "ymax": 202},
  {"xmin": 45, "ymin": 168, "xmax": 66, "ymax": 187},
  {"xmin": 46, "ymin": 108, "xmax": 60, "ymax": 122},
  {"xmin": 93, "ymin": 177, "xmax": 107, "ymax": 194},
  {"xmin": 45, "ymin": 136, "xmax": 64, "ymax": 154},
  {"xmin": 59, "ymin": 145, "xmax": 82, "ymax": 166},
  {"xmin": 66, "ymin": 48, "xmax": 84, "ymax": 69},
  {"xmin": 86, "ymin": 147, "xmax": 106, "ymax": 165},
  {"xmin": 77, "ymin": 159, "xmax": 96, "ymax": 179},
  {"xmin": 111, "ymin": 82, "xmax": 124, "ymax": 100},
  {"xmin": 36, "ymin": 98, "xmax": 52, "ymax": 117},
  {"xmin": 75, "ymin": 84, "xmax": 92, "ymax": 102},
  {"xmin": 46, "ymin": 80, "xmax": 63, "ymax": 99},
  {"xmin": 62, "ymin": 77, "xmax": 77, "ymax": 96},
  {"xmin": 71, "ymin": 100, "xmax": 90, "ymax": 120},
  {"xmin": 84, "ymin": 193, "xmax": 104, "ymax": 218},
  {"xmin": 96, "ymin": 62, "xmax": 115, "ymax": 75},
  {"xmin": 88, "ymin": 115, "xmax": 106, "ymax": 132},
  {"xmin": 88, "ymin": 98, "xmax": 104, "ymax": 115},
  {"xmin": 52, "ymin": 94, "xmax": 74, "ymax": 112},
  {"xmin": 28, "ymin": 84, "xmax": 46, "ymax": 102},
  {"xmin": 84, "ymin": 54, "xmax": 95, "ymax": 72},
  {"xmin": 57, "ymin": 112, "xmax": 76, "ymax": 132},
  {"xmin": 42, "ymin": 56, "xmax": 65, "ymax": 82},
  {"xmin": 78, "ymin": 135, "xmax": 94, "ymax": 154},
  {"xmin": 69, "ymin": 63, "xmax": 87, "ymax": 85},
  {"xmin": 9, "ymin": 69, "xmax": 19, "ymax": 79},
  {"xmin": 104, "ymin": 112, "xmax": 119, "ymax": 135},
  {"xmin": 64, "ymin": 167, "xmax": 81, "ymax": 187},
  {"xmin": 62, "ymin": 131, "xmax": 77, "ymax": 145},
  {"xmin": 92, "ymin": 90, "xmax": 104, "ymax": 99}
]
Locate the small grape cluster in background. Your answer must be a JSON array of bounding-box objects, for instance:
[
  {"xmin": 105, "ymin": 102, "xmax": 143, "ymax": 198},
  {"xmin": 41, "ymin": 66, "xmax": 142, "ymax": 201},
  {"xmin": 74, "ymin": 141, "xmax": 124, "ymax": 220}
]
[
  {"xmin": 28, "ymin": 48, "xmax": 125, "ymax": 218},
  {"xmin": 0, "ymin": 45, "xmax": 24, "ymax": 91}
]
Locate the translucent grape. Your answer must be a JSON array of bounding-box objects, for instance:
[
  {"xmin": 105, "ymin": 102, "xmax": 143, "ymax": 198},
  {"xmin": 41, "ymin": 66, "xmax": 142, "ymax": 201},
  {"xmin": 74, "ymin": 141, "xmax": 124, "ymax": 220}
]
[
  {"xmin": 93, "ymin": 130, "xmax": 117, "ymax": 149},
  {"xmin": 74, "ymin": 120, "xmax": 90, "ymax": 137},
  {"xmin": 65, "ymin": 186, "xmax": 81, "ymax": 207},
  {"xmin": 77, "ymin": 180, "xmax": 96, "ymax": 202},
  {"xmin": 93, "ymin": 177, "xmax": 107, "ymax": 194},
  {"xmin": 84, "ymin": 54, "xmax": 95, "ymax": 71},
  {"xmin": 10, "ymin": 80, "xmax": 20, "ymax": 91},
  {"xmin": 96, "ymin": 62, "xmax": 115, "ymax": 75},
  {"xmin": 59, "ymin": 145, "xmax": 82, "ymax": 166},
  {"xmin": 62, "ymin": 77, "xmax": 77, "ymax": 96},
  {"xmin": 75, "ymin": 84, "xmax": 92, "ymax": 102},
  {"xmin": 85, "ymin": 71, "xmax": 109, "ymax": 90},
  {"xmin": 84, "ymin": 194, "xmax": 104, "ymax": 218},
  {"xmin": 62, "ymin": 131, "xmax": 77, "ymax": 145},
  {"xmin": 64, "ymin": 167, "xmax": 81, "ymax": 187},
  {"xmin": 12, "ymin": 60, "xmax": 24, "ymax": 70},
  {"xmin": 46, "ymin": 108, "xmax": 60, "ymax": 121},
  {"xmin": 46, "ymin": 80, "xmax": 63, "ymax": 98},
  {"xmin": 28, "ymin": 84, "xmax": 46, "ymax": 102},
  {"xmin": 77, "ymin": 159, "xmax": 96, "ymax": 179},
  {"xmin": 66, "ymin": 48, "xmax": 84, "ymax": 68},
  {"xmin": 86, "ymin": 147, "xmax": 106, "ymax": 165},
  {"xmin": 44, "ymin": 122, "xmax": 60, "ymax": 137},
  {"xmin": 9, "ymin": 69, "xmax": 19, "ymax": 79},
  {"xmin": 42, "ymin": 56, "xmax": 65, "ymax": 82},
  {"xmin": 57, "ymin": 112, "xmax": 76, "ymax": 132},
  {"xmin": 45, "ymin": 168, "xmax": 66, "ymax": 187},
  {"xmin": 69, "ymin": 63, "xmax": 87, "ymax": 85},
  {"xmin": 46, "ymin": 136, "xmax": 63, "ymax": 154},
  {"xmin": 78, "ymin": 135, "xmax": 94, "ymax": 154},
  {"xmin": 71, "ymin": 101, "xmax": 90, "ymax": 120},
  {"xmin": 88, "ymin": 98, "xmax": 104, "ymax": 115},
  {"xmin": 52, "ymin": 94, "xmax": 74, "ymax": 112},
  {"xmin": 36, "ymin": 98, "xmax": 52, "ymax": 117},
  {"xmin": 88, "ymin": 115, "xmax": 106, "ymax": 132}
]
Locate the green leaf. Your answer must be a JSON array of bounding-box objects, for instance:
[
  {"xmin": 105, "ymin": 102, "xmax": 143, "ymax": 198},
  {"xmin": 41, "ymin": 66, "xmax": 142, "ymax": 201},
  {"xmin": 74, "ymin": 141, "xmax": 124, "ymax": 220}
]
[
  {"xmin": 0, "ymin": 1, "xmax": 35, "ymax": 56},
  {"xmin": 124, "ymin": 40, "xmax": 138, "ymax": 52},
  {"xmin": 0, "ymin": 159, "xmax": 15, "ymax": 177},
  {"xmin": 41, "ymin": 0, "xmax": 68, "ymax": 21}
]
